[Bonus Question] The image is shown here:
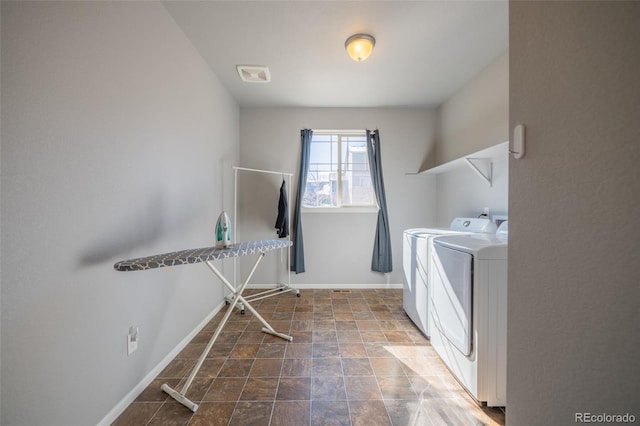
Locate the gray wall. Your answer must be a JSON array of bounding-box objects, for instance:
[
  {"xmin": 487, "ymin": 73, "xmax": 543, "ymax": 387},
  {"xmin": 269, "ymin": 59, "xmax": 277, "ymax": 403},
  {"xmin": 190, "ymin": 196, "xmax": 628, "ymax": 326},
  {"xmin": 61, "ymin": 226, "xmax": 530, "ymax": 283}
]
[
  {"xmin": 0, "ymin": 3, "xmax": 3, "ymax": 422},
  {"xmin": 435, "ymin": 154, "xmax": 508, "ymax": 226},
  {"xmin": 0, "ymin": 3, "xmax": 3, "ymax": 421},
  {"xmin": 509, "ymin": 2, "xmax": 640, "ymax": 424},
  {"xmin": 434, "ymin": 51, "xmax": 509, "ymax": 225},
  {"xmin": 436, "ymin": 51, "xmax": 509, "ymax": 165},
  {"xmin": 238, "ymin": 108, "xmax": 437, "ymax": 286},
  {"xmin": 1, "ymin": 2, "xmax": 239, "ymax": 425}
]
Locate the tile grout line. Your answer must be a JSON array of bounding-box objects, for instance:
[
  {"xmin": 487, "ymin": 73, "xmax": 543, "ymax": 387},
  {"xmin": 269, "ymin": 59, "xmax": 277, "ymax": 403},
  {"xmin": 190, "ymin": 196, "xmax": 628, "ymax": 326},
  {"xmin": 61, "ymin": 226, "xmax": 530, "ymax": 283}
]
[
  {"xmin": 116, "ymin": 290, "xmax": 503, "ymax": 426},
  {"xmin": 143, "ymin": 402, "xmax": 165, "ymax": 426},
  {"xmin": 267, "ymin": 316, "xmax": 287, "ymax": 426}
]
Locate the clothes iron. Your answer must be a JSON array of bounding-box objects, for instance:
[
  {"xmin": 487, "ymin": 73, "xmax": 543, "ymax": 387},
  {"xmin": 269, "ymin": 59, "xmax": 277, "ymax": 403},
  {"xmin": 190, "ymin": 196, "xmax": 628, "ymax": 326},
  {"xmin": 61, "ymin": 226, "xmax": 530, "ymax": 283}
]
[{"xmin": 215, "ymin": 211, "xmax": 232, "ymax": 248}]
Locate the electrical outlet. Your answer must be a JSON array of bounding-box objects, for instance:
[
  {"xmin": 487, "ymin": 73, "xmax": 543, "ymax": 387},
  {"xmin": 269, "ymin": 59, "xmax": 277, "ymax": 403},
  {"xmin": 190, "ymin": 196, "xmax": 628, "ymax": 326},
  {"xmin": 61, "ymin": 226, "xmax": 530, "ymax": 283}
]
[{"xmin": 127, "ymin": 326, "xmax": 139, "ymax": 356}]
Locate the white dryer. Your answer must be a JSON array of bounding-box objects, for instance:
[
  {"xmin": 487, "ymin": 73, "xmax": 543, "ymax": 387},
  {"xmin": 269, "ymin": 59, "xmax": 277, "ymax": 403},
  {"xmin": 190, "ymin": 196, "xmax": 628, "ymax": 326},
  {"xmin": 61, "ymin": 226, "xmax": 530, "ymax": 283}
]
[
  {"xmin": 430, "ymin": 221, "xmax": 508, "ymax": 407},
  {"xmin": 402, "ymin": 218, "xmax": 496, "ymax": 338}
]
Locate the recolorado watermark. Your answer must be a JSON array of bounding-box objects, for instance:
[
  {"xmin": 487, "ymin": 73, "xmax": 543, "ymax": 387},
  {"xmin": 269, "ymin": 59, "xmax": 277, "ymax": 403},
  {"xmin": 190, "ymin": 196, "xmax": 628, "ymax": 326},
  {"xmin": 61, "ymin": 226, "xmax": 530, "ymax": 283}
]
[{"xmin": 575, "ymin": 412, "xmax": 636, "ymax": 423}]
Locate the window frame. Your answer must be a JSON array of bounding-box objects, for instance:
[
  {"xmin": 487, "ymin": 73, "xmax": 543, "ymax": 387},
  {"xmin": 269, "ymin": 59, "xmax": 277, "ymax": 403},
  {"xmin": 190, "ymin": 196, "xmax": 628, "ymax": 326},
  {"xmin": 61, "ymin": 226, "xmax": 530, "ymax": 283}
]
[{"xmin": 302, "ymin": 129, "xmax": 378, "ymax": 213}]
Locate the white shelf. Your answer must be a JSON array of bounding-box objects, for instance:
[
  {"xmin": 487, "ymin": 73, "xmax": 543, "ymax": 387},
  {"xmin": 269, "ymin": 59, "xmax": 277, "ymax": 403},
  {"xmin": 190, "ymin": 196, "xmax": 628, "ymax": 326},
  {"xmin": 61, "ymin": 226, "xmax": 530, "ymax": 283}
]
[{"xmin": 409, "ymin": 141, "xmax": 509, "ymax": 186}]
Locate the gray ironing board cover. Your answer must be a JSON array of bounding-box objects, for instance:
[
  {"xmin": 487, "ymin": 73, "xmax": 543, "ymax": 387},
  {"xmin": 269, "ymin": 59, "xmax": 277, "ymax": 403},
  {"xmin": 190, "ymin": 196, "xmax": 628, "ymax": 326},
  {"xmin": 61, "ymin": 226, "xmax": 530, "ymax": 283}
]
[{"xmin": 114, "ymin": 239, "xmax": 292, "ymax": 272}]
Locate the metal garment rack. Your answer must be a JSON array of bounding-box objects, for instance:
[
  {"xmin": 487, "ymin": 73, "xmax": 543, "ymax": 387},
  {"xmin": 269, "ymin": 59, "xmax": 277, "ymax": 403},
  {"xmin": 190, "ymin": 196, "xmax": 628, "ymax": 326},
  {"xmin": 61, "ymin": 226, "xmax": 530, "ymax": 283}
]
[{"xmin": 229, "ymin": 166, "xmax": 299, "ymax": 312}]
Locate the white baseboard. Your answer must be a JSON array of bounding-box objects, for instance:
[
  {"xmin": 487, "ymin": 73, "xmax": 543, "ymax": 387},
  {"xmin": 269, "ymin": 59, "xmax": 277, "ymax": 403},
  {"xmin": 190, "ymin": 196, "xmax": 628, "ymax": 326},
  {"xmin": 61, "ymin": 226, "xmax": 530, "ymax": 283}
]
[
  {"xmin": 247, "ymin": 283, "xmax": 403, "ymax": 290},
  {"xmin": 97, "ymin": 301, "xmax": 225, "ymax": 426}
]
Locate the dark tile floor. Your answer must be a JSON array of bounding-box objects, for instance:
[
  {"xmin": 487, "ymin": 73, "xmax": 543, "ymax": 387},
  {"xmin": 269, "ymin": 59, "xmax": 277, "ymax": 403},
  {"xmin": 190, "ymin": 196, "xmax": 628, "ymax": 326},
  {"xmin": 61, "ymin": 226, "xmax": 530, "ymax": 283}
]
[{"xmin": 113, "ymin": 289, "xmax": 505, "ymax": 425}]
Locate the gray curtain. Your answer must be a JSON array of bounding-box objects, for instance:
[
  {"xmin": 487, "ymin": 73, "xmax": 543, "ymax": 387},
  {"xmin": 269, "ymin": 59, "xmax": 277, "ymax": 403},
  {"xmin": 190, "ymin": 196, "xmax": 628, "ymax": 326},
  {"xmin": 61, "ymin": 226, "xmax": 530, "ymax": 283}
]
[
  {"xmin": 366, "ymin": 129, "xmax": 393, "ymax": 273},
  {"xmin": 291, "ymin": 129, "xmax": 313, "ymax": 273}
]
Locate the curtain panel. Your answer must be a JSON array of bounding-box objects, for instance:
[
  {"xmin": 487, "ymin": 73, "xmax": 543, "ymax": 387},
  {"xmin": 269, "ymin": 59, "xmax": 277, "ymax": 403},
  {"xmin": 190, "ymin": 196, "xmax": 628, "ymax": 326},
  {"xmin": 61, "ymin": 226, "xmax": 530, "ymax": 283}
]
[
  {"xmin": 366, "ymin": 129, "xmax": 393, "ymax": 273},
  {"xmin": 291, "ymin": 129, "xmax": 313, "ymax": 273}
]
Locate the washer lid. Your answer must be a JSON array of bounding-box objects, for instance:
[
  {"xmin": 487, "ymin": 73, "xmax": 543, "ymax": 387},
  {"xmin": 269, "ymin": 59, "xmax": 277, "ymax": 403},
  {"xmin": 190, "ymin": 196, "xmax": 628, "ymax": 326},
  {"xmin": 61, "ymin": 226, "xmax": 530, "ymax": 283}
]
[
  {"xmin": 404, "ymin": 227, "xmax": 475, "ymax": 238},
  {"xmin": 404, "ymin": 228, "xmax": 447, "ymax": 235},
  {"xmin": 433, "ymin": 234, "xmax": 507, "ymax": 259}
]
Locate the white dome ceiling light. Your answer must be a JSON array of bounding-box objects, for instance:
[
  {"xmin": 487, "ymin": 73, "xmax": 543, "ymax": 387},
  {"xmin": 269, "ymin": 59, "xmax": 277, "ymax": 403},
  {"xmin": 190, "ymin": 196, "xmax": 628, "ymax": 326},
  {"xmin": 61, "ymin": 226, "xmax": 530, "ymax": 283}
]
[{"xmin": 345, "ymin": 34, "xmax": 375, "ymax": 62}]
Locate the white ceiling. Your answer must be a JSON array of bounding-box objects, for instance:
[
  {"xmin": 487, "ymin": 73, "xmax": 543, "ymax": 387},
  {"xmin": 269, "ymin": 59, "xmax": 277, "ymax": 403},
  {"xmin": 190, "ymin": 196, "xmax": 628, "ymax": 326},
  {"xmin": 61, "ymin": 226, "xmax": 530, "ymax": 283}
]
[{"xmin": 162, "ymin": 1, "xmax": 508, "ymax": 108}]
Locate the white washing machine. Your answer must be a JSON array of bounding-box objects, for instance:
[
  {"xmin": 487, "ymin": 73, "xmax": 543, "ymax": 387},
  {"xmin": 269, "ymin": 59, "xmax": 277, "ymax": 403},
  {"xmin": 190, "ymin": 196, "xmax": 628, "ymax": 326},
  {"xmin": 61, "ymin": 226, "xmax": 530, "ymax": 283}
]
[
  {"xmin": 429, "ymin": 221, "xmax": 508, "ymax": 407},
  {"xmin": 402, "ymin": 218, "xmax": 497, "ymax": 338}
]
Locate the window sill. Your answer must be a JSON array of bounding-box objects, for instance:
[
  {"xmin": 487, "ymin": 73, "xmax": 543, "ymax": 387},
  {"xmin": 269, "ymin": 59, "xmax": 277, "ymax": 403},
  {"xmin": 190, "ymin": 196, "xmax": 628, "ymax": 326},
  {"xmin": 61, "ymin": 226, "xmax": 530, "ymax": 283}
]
[{"xmin": 302, "ymin": 207, "xmax": 379, "ymax": 214}]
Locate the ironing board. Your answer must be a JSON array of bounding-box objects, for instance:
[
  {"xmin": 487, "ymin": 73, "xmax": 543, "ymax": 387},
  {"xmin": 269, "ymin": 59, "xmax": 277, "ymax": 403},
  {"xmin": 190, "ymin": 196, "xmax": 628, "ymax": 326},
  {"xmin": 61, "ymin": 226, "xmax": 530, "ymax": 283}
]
[{"xmin": 114, "ymin": 239, "xmax": 293, "ymax": 412}]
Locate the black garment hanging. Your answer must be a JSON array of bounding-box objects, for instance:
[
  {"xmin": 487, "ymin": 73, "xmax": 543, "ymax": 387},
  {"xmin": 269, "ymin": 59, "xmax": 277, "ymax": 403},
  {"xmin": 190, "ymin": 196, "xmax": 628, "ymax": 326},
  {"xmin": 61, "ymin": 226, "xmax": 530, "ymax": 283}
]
[{"xmin": 275, "ymin": 179, "xmax": 289, "ymax": 238}]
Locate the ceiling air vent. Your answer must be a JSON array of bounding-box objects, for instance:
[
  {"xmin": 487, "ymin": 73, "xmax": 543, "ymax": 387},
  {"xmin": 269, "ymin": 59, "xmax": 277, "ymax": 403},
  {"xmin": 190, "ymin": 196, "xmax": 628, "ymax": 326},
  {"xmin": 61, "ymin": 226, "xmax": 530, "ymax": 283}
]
[{"xmin": 236, "ymin": 65, "xmax": 271, "ymax": 83}]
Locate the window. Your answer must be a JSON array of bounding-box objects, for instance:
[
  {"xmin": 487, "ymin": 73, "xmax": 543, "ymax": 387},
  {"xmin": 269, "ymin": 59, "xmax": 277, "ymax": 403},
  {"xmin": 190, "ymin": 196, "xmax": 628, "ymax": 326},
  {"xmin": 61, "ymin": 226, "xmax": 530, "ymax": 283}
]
[{"xmin": 303, "ymin": 131, "xmax": 376, "ymax": 209}]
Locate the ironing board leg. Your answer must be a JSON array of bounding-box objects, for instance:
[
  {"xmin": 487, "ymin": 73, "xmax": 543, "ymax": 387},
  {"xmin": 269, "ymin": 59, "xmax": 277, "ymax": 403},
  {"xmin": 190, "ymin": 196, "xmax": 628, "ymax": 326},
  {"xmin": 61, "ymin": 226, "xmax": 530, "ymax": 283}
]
[
  {"xmin": 235, "ymin": 293, "xmax": 293, "ymax": 341},
  {"xmin": 161, "ymin": 253, "xmax": 264, "ymax": 412},
  {"xmin": 161, "ymin": 251, "xmax": 292, "ymax": 412},
  {"xmin": 207, "ymin": 256, "xmax": 292, "ymax": 341}
]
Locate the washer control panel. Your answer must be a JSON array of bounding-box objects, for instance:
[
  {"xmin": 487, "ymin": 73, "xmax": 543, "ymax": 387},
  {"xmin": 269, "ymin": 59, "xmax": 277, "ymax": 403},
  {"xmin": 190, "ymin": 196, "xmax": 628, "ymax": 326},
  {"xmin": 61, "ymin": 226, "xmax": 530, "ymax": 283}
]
[{"xmin": 449, "ymin": 217, "xmax": 497, "ymax": 233}]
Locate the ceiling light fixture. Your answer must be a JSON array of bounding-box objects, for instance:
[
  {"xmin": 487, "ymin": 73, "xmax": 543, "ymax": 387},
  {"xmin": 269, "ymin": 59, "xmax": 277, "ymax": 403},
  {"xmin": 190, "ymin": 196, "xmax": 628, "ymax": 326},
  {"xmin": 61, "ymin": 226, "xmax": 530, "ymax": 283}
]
[{"xmin": 345, "ymin": 34, "xmax": 376, "ymax": 62}]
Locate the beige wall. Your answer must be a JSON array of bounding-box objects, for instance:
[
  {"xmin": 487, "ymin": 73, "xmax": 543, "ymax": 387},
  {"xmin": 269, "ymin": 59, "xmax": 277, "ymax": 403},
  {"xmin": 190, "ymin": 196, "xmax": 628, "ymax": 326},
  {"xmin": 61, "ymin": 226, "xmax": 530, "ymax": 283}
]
[
  {"xmin": 1, "ymin": 2, "xmax": 239, "ymax": 424},
  {"xmin": 436, "ymin": 51, "xmax": 509, "ymax": 165},
  {"xmin": 508, "ymin": 2, "xmax": 640, "ymax": 424}
]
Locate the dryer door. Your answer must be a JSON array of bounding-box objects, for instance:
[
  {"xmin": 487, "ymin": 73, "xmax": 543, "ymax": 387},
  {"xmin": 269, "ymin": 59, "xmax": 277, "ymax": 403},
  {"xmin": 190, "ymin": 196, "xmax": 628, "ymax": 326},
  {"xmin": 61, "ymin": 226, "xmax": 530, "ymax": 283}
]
[{"xmin": 432, "ymin": 243, "xmax": 473, "ymax": 356}]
